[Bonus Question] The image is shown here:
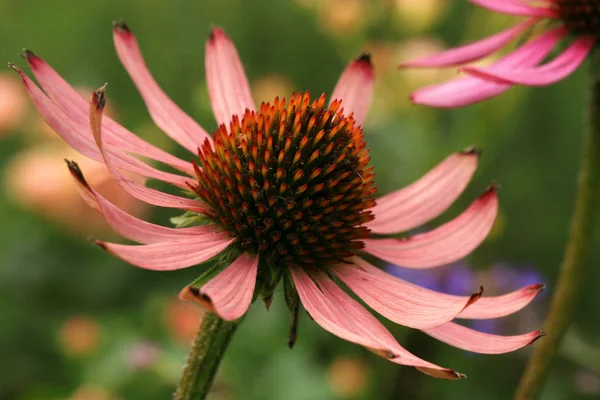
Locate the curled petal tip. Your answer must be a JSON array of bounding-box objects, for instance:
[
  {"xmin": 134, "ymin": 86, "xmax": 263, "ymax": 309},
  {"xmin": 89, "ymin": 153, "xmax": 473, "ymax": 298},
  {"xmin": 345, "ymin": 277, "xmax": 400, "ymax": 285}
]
[
  {"xmin": 112, "ymin": 20, "xmax": 131, "ymax": 33},
  {"xmin": 464, "ymin": 285, "xmax": 484, "ymax": 309},
  {"xmin": 530, "ymin": 330, "xmax": 547, "ymax": 345},
  {"xmin": 179, "ymin": 285, "xmax": 215, "ymax": 311},
  {"xmin": 461, "ymin": 145, "xmax": 483, "ymax": 156},
  {"xmin": 92, "ymin": 83, "xmax": 108, "ymax": 110},
  {"xmin": 94, "ymin": 240, "xmax": 108, "ymax": 251},
  {"xmin": 455, "ymin": 371, "xmax": 467, "ymax": 379}
]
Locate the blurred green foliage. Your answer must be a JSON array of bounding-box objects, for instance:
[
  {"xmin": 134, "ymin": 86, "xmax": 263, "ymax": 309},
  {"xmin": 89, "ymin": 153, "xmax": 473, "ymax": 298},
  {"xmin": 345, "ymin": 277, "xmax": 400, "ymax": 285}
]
[{"xmin": 1, "ymin": 0, "xmax": 599, "ymax": 399}]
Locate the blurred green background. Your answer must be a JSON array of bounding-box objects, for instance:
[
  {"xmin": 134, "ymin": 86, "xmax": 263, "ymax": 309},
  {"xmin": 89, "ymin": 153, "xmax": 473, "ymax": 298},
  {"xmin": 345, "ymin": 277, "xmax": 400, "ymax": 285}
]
[{"xmin": 1, "ymin": 0, "xmax": 599, "ymax": 399}]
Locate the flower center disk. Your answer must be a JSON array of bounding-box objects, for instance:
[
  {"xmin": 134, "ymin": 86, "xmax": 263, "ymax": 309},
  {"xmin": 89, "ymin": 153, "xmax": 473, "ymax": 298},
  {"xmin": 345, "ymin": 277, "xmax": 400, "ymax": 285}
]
[
  {"xmin": 193, "ymin": 92, "xmax": 376, "ymax": 268},
  {"xmin": 556, "ymin": 0, "xmax": 600, "ymax": 36}
]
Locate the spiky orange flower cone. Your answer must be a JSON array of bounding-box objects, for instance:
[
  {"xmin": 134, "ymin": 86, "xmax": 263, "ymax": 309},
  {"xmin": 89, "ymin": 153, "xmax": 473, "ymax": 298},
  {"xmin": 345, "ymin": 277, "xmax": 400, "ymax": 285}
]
[{"xmin": 11, "ymin": 22, "xmax": 545, "ymax": 379}]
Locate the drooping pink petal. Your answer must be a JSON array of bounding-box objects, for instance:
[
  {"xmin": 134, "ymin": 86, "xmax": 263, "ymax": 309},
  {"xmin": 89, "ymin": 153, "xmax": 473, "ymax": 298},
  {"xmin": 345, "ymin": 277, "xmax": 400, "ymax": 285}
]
[
  {"xmin": 330, "ymin": 54, "xmax": 374, "ymax": 126},
  {"xmin": 333, "ymin": 258, "xmax": 482, "ymax": 330},
  {"xmin": 205, "ymin": 27, "xmax": 256, "ymax": 126},
  {"xmin": 458, "ymin": 284, "xmax": 545, "ymax": 319},
  {"xmin": 66, "ymin": 159, "xmax": 221, "ymax": 244},
  {"xmin": 296, "ymin": 270, "xmax": 465, "ymax": 379},
  {"xmin": 368, "ymin": 149, "xmax": 479, "ymax": 235},
  {"xmin": 113, "ymin": 22, "xmax": 211, "ymax": 152},
  {"xmin": 363, "ymin": 187, "xmax": 498, "ymax": 268},
  {"xmin": 468, "ymin": 0, "xmax": 558, "ymax": 18},
  {"xmin": 411, "ymin": 28, "xmax": 565, "ymax": 107},
  {"xmin": 292, "ymin": 267, "xmax": 391, "ymax": 354},
  {"xmin": 399, "ymin": 19, "xmax": 536, "ymax": 68},
  {"xmin": 10, "ymin": 64, "xmax": 192, "ymax": 188},
  {"xmin": 423, "ymin": 322, "xmax": 545, "ymax": 354},
  {"xmin": 97, "ymin": 235, "xmax": 234, "ymax": 271},
  {"xmin": 461, "ymin": 36, "xmax": 595, "ymax": 86},
  {"xmin": 22, "ymin": 50, "xmax": 194, "ymax": 174},
  {"xmin": 195, "ymin": 252, "xmax": 259, "ymax": 321},
  {"xmin": 88, "ymin": 85, "xmax": 209, "ymax": 212}
]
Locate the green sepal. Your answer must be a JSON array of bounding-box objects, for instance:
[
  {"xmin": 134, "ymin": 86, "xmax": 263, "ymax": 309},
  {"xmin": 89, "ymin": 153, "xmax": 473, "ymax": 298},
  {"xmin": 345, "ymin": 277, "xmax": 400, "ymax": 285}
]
[
  {"xmin": 187, "ymin": 245, "xmax": 241, "ymax": 289},
  {"xmin": 170, "ymin": 211, "xmax": 213, "ymax": 228},
  {"xmin": 257, "ymin": 261, "xmax": 282, "ymax": 310},
  {"xmin": 283, "ymin": 269, "xmax": 299, "ymax": 316}
]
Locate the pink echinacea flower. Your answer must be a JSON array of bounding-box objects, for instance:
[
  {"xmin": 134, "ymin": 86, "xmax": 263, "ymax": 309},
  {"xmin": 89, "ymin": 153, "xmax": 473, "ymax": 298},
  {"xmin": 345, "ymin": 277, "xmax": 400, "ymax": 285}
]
[
  {"xmin": 11, "ymin": 21, "xmax": 545, "ymax": 379},
  {"xmin": 401, "ymin": 0, "xmax": 597, "ymax": 107}
]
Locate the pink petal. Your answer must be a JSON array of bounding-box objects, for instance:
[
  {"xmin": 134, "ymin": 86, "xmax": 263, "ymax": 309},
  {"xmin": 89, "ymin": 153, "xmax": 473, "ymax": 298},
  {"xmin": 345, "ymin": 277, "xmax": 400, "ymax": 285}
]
[
  {"xmin": 468, "ymin": 0, "xmax": 558, "ymax": 18},
  {"xmin": 400, "ymin": 19, "xmax": 536, "ymax": 68},
  {"xmin": 88, "ymin": 85, "xmax": 209, "ymax": 213},
  {"xmin": 330, "ymin": 54, "xmax": 374, "ymax": 126},
  {"xmin": 423, "ymin": 322, "xmax": 545, "ymax": 354},
  {"xmin": 363, "ymin": 187, "xmax": 498, "ymax": 268},
  {"xmin": 205, "ymin": 27, "xmax": 256, "ymax": 126},
  {"xmin": 333, "ymin": 258, "xmax": 482, "ymax": 330},
  {"xmin": 97, "ymin": 235, "xmax": 234, "ymax": 271},
  {"xmin": 462, "ymin": 36, "xmax": 595, "ymax": 86},
  {"xmin": 22, "ymin": 51, "xmax": 194, "ymax": 174},
  {"xmin": 411, "ymin": 28, "xmax": 565, "ymax": 107},
  {"xmin": 11, "ymin": 64, "xmax": 193, "ymax": 188},
  {"xmin": 113, "ymin": 22, "xmax": 211, "ymax": 153},
  {"xmin": 197, "ymin": 252, "xmax": 259, "ymax": 321},
  {"xmin": 368, "ymin": 149, "xmax": 479, "ymax": 234},
  {"xmin": 66, "ymin": 160, "xmax": 220, "ymax": 244},
  {"xmin": 293, "ymin": 269, "xmax": 465, "ymax": 379},
  {"xmin": 458, "ymin": 283, "xmax": 546, "ymax": 319}
]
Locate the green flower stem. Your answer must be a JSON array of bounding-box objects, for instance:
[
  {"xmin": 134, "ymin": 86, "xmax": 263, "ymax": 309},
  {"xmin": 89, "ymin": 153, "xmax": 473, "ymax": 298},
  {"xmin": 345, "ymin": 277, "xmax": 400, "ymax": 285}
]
[
  {"xmin": 515, "ymin": 47, "xmax": 600, "ymax": 399},
  {"xmin": 174, "ymin": 312, "xmax": 237, "ymax": 400}
]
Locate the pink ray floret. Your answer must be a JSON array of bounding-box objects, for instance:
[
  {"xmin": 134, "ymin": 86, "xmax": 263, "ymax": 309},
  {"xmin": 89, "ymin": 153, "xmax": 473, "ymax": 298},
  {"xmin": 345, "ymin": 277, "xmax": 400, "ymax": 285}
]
[
  {"xmin": 402, "ymin": 1, "xmax": 595, "ymax": 107},
  {"xmin": 12, "ymin": 22, "xmax": 544, "ymax": 379}
]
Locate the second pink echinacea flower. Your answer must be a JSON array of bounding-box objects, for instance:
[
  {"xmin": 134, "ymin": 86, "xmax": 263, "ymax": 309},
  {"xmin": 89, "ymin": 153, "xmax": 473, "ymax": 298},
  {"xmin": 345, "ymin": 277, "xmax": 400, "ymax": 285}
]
[
  {"xmin": 10, "ymin": 21, "xmax": 544, "ymax": 380},
  {"xmin": 401, "ymin": 0, "xmax": 598, "ymax": 107}
]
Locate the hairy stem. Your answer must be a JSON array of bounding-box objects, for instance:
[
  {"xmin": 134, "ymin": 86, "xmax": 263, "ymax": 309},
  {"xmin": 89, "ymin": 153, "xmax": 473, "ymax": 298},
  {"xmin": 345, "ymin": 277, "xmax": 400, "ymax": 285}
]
[
  {"xmin": 514, "ymin": 47, "xmax": 600, "ymax": 399},
  {"xmin": 174, "ymin": 312, "xmax": 237, "ymax": 400}
]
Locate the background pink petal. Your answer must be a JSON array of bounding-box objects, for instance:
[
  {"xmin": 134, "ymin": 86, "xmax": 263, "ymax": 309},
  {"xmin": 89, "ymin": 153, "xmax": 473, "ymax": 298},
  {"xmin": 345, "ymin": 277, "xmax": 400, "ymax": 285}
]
[
  {"xmin": 462, "ymin": 36, "xmax": 595, "ymax": 86},
  {"xmin": 400, "ymin": 19, "xmax": 536, "ymax": 68}
]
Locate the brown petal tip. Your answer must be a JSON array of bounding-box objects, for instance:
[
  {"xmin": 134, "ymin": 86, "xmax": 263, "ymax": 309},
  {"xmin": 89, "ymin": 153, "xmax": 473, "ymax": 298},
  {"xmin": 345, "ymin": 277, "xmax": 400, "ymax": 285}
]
[
  {"xmin": 7, "ymin": 62, "xmax": 21, "ymax": 73},
  {"xmin": 529, "ymin": 330, "xmax": 547, "ymax": 345},
  {"xmin": 94, "ymin": 240, "xmax": 108, "ymax": 251},
  {"xmin": 112, "ymin": 20, "xmax": 131, "ymax": 33},
  {"xmin": 64, "ymin": 159, "xmax": 91, "ymax": 189},
  {"xmin": 208, "ymin": 26, "xmax": 224, "ymax": 42},
  {"xmin": 355, "ymin": 53, "xmax": 372, "ymax": 66},
  {"xmin": 92, "ymin": 84, "xmax": 108, "ymax": 110},
  {"xmin": 460, "ymin": 145, "xmax": 482, "ymax": 156},
  {"xmin": 178, "ymin": 285, "xmax": 215, "ymax": 312},
  {"xmin": 465, "ymin": 285, "xmax": 484, "ymax": 309},
  {"xmin": 484, "ymin": 181, "xmax": 500, "ymax": 195},
  {"xmin": 20, "ymin": 49, "xmax": 40, "ymax": 63}
]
